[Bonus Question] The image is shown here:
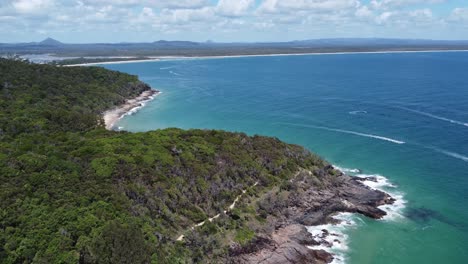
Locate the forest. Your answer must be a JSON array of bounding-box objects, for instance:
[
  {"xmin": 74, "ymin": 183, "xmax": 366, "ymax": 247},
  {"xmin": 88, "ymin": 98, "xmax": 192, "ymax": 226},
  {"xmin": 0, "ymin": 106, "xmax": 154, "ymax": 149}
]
[{"xmin": 0, "ymin": 59, "xmax": 329, "ymax": 263}]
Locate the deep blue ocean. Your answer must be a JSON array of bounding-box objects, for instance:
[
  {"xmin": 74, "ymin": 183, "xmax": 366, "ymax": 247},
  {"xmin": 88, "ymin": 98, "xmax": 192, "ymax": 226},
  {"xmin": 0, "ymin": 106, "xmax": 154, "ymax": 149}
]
[{"xmin": 102, "ymin": 52, "xmax": 468, "ymax": 264}]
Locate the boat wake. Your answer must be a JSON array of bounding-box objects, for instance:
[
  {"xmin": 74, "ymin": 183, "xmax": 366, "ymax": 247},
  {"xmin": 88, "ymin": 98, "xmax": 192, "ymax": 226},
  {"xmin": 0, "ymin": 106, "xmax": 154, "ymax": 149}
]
[
  {"xmin": 169, "ymin": 70, "xmax": 182, "ymax": 76},
  {"xmin": 160, "ymin": 66, "xmax": 177, "ymax": 70},
  {"xmin": 427, "ymin": 147, "xmax": 468, "ymax": 163},
  {"xmin": 348, "ymin": 110, "xmax": 368, "ymax": 115},
  {"xmin": 278, "ymin": 123, "xmax": 406, "ymax": 144},
  {"xmin": 397, "ymin": 106, "xmax": 468, "ymax": 128}
]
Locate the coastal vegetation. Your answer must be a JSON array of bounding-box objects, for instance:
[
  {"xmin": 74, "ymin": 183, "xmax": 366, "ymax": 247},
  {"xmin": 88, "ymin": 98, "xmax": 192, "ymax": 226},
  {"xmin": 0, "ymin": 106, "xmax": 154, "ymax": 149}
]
[
  {"xmin": 0, "ymin": 58, "xmax": 330, "ymax": 263},
  {"xmin": 3, "ymin": 38, "xmax": 468, "ymax": 59}
]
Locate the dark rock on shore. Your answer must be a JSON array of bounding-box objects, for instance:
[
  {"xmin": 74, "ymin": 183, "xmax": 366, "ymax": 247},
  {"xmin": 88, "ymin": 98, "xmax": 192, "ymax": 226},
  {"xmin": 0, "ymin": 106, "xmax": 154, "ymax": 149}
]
[
  {"xmin": 229, "ymin": 168, "xmax": 395, "ymax": 263},
  {"xmin": 354, "ymin": 176, "xmax": 378, "ymax": 182},
  {"xmin": 229, "ymin": 225, "xmax": 333, "ymax": 264}
]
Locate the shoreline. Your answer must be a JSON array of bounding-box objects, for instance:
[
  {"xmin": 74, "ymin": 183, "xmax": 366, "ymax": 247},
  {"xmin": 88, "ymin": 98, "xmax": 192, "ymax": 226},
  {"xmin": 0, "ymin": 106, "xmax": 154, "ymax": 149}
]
[
  {"xmin": 65, "ymin": 58, "xmax": 162, "ymax": 67},
  {"xmin": 96, "ymin": 66, "xmax": 405, "ymax": 263},
  {"xmin": 231, "ymin": 166, "xmax": 398, "ymax": 264},
  {"xmin": 64, "ymin": 49, "xmax": 468, "ymax": 66},
  {"xmin": 307, "ymin": 165, "xmax": 405, "ymax": 263},
  {"xmin": 99, "ymin": 88, "xmax": 403, "ymax": 264},
  {"xmin": 103, "ymin": 89, "xmax": 160, "ymax": 130}
]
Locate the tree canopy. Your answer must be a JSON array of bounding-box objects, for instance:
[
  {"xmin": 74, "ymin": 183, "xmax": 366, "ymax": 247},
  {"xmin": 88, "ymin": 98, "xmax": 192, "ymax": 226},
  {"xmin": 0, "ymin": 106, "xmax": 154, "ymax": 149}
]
[{"xmin": 0, "ymin": 59, "xmax": 327, "ymax": 263}]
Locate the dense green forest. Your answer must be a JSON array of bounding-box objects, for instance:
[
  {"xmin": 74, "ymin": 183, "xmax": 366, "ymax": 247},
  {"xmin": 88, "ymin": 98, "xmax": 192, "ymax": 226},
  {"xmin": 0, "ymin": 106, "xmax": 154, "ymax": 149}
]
[{"xmin": 0, "ymin": 59, "xmax": 328, "ymax": 263}]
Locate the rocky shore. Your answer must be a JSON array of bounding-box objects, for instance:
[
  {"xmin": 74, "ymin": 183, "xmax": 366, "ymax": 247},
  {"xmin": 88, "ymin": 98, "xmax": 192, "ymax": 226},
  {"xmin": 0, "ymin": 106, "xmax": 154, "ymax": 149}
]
[
  {"xmin": 229, "ymin": 166, "xmax": 395, "ymax": 264},
  {"xmin": 103, "ymin": 88, "xmax": 160, "ymax": 130}
]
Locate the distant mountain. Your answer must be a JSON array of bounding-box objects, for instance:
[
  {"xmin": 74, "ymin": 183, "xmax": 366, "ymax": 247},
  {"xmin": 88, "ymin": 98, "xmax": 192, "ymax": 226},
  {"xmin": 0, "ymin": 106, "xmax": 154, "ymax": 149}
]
[
  {"xmin": 39, "ymin": 37, "xmax": 64, "ymax": 46},
  {"xmin": 152, "ymin": 40, "xmax": 200, "ymax": 46}
]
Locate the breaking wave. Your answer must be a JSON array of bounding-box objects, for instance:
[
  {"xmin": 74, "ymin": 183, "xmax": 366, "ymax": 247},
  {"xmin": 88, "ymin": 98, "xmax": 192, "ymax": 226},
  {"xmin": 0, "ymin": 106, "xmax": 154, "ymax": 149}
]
[
  {"xmin": 121, "ymin": 93, "xmax": 161, "ymax": 119},
  {"xmin": 334, "ymin": 165, "xmax": 406, "ymax": 221},
  {"xmin": 307, "ymin": 212, "xmax": 357, "ymax": 264},
  {"xmin": 306, "ymin": 166, "xmax": 407, "ymax": 263}
]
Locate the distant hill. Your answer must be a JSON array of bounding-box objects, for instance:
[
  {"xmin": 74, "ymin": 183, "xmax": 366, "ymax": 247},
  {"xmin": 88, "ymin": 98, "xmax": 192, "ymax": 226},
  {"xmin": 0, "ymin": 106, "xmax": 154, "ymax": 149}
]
[
  {"xmin": 39, "ymin": 37, "xmax": 64, "ymax": 46},
  {"xmin": 153, "ymin": 40, "xmax": 200, "ymax": 46},
  {"xmin": 1, "ymin": 38, "xmax": 468, "ymax": 57}
]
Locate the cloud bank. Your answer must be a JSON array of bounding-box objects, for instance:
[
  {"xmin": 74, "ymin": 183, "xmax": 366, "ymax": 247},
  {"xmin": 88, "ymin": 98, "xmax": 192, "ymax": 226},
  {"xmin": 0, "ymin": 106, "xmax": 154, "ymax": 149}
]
[{"xmin": 0, "ymin": 0, "xmax": 467, "ymax": 42}]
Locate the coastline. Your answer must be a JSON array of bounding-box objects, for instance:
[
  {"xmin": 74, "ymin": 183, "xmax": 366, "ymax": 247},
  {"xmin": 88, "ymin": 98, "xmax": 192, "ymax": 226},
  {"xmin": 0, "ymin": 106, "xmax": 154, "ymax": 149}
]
[
  {"xmin": 64, "ymin": 58, "xmax": 162, "ymax": 67},
  {"xmin": 230, "ymin": 166, "xmax": 399, "ymax": 264},
  {"xmin": 312, "ymin": 166, "xmax": 405, "ymax": 263},
  {"xmin": 64, "ymin": 49, "xmax": 468, "ymax": 67},
  {"xmin": 94, "ymin": 61, "xmax": 407, "ymax": 264},
  {"xmin": 97, "ymin": 79, "xmax": 404, "ymax": 264},
  {"xmin": 103, "ymin": 89, "xmax": 160, "ymax": 130}
]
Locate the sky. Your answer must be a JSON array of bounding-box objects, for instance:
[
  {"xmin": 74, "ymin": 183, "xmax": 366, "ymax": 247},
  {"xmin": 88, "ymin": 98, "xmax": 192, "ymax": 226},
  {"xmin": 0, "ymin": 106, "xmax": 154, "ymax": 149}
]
[{"xmin": 1, "ymin": 0, "xmax": 468, "ymax": 43}]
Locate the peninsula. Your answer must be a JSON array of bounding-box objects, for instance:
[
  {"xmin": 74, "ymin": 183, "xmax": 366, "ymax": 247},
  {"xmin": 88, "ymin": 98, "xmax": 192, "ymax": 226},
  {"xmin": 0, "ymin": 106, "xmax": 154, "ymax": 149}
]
[{"xmin": 0, "ymin": 58, "xmax": 394, "ymax": 263}]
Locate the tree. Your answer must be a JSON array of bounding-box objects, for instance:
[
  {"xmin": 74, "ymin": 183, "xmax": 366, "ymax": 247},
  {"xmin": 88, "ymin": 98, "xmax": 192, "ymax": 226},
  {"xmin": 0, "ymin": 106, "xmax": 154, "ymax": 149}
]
[{"xmin": 80, "ymin": 221, "xmax": 151, "ymax": 264}]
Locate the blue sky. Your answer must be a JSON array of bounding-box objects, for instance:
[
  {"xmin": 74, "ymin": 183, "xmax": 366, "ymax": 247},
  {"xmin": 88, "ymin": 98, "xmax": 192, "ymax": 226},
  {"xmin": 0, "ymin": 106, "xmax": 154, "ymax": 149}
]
[{"xmin": 1, "ymin": 0, "xmax": 468, "ymax": 43}]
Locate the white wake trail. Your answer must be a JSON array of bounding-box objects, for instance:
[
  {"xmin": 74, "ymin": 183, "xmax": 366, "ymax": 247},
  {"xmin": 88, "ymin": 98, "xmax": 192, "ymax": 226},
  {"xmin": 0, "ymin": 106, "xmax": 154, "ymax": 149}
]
[
  {"xmin": 431, "ymin": 148, "xmax": 468, "ymax": 162},
  {"xmin": 279, "ymin": 123, "xmax": 405, "ymax": 144},
  {"xmin": 397, "ymin": 106, "xmax": 468, "ymax": 127}
]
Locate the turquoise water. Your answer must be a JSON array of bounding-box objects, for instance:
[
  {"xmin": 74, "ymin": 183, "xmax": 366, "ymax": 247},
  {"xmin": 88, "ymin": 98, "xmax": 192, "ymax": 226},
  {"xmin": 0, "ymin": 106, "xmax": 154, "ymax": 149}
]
[{"xmin": 103, "ymin": 52, "xmax": 468, "ymax": 263}]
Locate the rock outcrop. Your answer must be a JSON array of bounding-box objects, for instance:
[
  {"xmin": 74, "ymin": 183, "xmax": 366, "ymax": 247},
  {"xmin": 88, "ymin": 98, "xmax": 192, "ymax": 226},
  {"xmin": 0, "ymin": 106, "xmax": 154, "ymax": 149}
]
[{"xmin": 229, "ymin": 166, "xmax": 395, "ymax": 263}]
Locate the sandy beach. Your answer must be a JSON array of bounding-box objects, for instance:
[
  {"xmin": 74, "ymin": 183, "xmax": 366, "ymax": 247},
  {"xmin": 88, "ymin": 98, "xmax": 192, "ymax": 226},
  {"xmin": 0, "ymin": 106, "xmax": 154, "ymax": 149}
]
[
  {"xmin": 65, "ymin": 49, "xmax": 468, "ymax": 67},
  {"xmin": 103, "ymin": 89, "xmax": 160, "ymax": 130},
  {"xmin": 65, "ymin": 58, "xmax": 162, "ymax": 67}
]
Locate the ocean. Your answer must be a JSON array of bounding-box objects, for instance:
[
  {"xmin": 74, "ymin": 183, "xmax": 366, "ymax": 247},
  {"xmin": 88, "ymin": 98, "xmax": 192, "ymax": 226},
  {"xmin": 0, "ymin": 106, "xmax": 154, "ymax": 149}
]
[{"xmin": 102, "ymin": 51, "xmax": 468, "ymax": 264}]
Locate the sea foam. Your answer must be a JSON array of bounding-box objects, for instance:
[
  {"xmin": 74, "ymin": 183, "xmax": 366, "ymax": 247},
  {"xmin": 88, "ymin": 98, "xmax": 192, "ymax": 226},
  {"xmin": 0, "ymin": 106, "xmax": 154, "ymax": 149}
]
[
  {"xmin": 307, "ymin": 166, "xmax": 407, "ymax": 263},
  {"xmin": 307, "ymin": 212, "xmax": 356, "ymax": 264},
  {"xmin": 114, "ymin": 93, "xmax": 161, "ymax": 130},
  {"xmin": 333, "ymin": 166, "xmax": 361, "ymax": 174},
  {"xmin": 354, "ymin": 173, "xmax": 406, "ymax": 221},
  {"xmin": 334, "ymin": 166, "xmax": 406, "ymax": 221}
]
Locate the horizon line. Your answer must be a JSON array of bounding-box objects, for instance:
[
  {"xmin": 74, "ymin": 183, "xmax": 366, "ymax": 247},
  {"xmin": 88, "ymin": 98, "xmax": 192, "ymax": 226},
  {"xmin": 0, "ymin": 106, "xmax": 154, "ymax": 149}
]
[{"xmin": 3, "ymin": 37, "xmax": 468, "ymax": 45}]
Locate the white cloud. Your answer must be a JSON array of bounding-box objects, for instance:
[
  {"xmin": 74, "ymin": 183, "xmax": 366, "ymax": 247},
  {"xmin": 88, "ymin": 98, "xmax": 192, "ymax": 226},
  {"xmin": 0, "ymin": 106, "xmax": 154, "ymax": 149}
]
[
  {"xmin": 0, "ymin": 0, "xmax": 467, "ymax": 42},
  {"xmin": 161, "ymin": 0, "xmax": 210, "ymax": 9},
  {"xmin": 370, "ymin": 0, "xmax": 445, "ymax": 10},
  {"xmin": 258, "ymin": 0, "xmax": 360, "ymax": 14},
  {"xmin": 410, "ymin": 8, "xmax": 433, "ymax": 20},
  {"xmin": 375, "ymin": 11, "xmax": 394, "ymax": 24},
  {"xmin": 449, "ymin": 7, "xmax": 468, "ymax": 22},
  {"xmin": 79, "ymin": 0, "xmax": 210, "ymax": 9},
  {"xmin": 355, "ymin": 6, "xmax": 373, "ymax": 18},
  {"xmin": 216, "ymin": 0, "xmax": 255, "ymax": 17},
  {"xmin": 158, "ymin": 7, "xmax": 216, "ymax": 25},
  {"xmin": 12, "ymin": 0, "xmax": 53, "ymax": 14}
]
